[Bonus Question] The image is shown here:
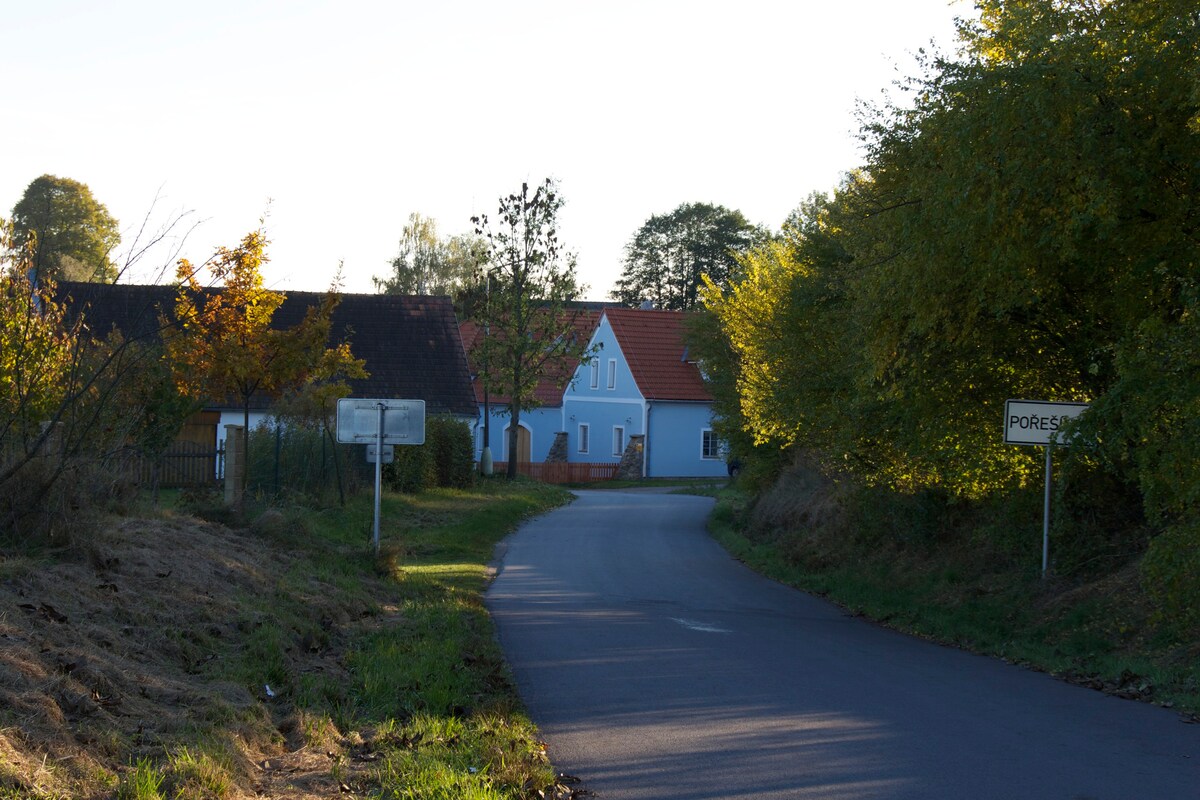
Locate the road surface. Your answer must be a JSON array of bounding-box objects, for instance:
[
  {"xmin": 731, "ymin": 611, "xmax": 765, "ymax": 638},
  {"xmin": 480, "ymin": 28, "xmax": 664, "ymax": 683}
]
[{"xmin": 485, "ymin": 489, "xmax": 1199, "ymax": 799}]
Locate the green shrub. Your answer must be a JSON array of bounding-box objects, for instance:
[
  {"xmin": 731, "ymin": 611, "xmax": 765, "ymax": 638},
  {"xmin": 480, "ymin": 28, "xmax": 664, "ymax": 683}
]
[
  {"xmin": 426, "ymin": 416, "xmax": 475, "ymax": 490},
  {"xmin": 1052, "ymin": 454, "xmax": 1148, "ymax": 578},
  {"xmin": 245, "ymin": 422, "xmax": 362, "ymax": 504},
  {"xmin": 384, "ymin": 440, "xmax": 433, "ymax": 494},
  {"xmin": 383, "ymin": 417, "xmax": 474, "ymax": 494},
  {"xmin": 1141, "ymin": 519, "xmax": 1200, "ymax": 631}
]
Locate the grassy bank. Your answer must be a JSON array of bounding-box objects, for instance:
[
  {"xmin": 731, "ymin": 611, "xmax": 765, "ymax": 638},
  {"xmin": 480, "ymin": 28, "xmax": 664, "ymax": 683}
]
[
  {"xmin": 0, "ymin": 479, "xmax": 575, "ymax": 800},
  {"xmin": 709, "ymin": 484, "xmax": 1200, "ymax": 716}
]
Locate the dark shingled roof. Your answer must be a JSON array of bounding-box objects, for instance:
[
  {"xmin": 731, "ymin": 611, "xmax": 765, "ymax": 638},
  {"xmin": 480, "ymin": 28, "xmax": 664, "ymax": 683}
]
[{"xmin": 56, "ymin": 282, "xmax": 477, "ymax": 417}]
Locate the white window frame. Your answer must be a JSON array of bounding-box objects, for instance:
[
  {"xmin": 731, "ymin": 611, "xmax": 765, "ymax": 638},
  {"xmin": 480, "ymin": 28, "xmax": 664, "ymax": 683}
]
[
  {"xmin": 613, "ymin": 425, "xmax": 625, "ymax": 457},
  {"xmin": 701, "ymin": 428, "xmax": 720, "ymax": 460},
  {"xmin": 607, "ymin": 359, "xmax": 617, "ymax": 390},
  {"xmin": 578, "ymin": 423, "xmax": 590, "ymax": 455},
  {"xmin": 590, "ymin": 360, "xmax": 599, "ymax": 389}
]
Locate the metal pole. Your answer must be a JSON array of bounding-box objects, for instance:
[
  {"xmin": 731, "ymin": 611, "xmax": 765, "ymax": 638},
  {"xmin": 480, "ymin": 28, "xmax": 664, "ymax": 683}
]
[
  {"xmin": 373, "ymin": 402, "xmax": 384, "ymax": 555},
  {"xmin": 1042, "ymin": 443, "xmax": 1053, "ymax": 579},
  {"xmin": 274, "ymin": 422, "xmax": 282, "ymax": 496}
]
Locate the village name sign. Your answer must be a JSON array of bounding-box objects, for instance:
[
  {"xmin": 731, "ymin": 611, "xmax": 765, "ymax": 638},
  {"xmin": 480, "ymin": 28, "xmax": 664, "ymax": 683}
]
[{"xmin": 1003, "ymin": 399, "xmax": 1090, "ymax": 578}]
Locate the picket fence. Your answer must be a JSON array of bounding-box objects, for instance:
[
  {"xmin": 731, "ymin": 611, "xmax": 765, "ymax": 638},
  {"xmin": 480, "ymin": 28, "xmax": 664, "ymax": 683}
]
[{"xmin": 492, "ymin": 461, "xmax": 619, "ymax": 484}]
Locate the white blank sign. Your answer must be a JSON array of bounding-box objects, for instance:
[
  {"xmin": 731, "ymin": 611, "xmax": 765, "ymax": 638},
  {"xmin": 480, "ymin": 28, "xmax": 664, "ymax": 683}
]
[{"xmin": 335, "ymin": 398, "xmax": 426, "ymax": 445}]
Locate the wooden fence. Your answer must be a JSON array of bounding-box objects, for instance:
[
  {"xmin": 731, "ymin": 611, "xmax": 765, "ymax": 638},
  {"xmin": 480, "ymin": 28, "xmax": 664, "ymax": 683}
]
[
  {"xmin": 492, "ymin": 461, "xmax": 620, "ymax": 484},
  {"xmin": 130, "ymin": 442, "xmax": 223, "ymax": 488}
]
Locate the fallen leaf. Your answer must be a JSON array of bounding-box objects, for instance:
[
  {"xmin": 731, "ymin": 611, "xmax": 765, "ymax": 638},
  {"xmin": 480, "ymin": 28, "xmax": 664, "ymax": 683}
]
[{"xmin": 40, "ymin": 603, "xmax": 68, "ymax": 623}]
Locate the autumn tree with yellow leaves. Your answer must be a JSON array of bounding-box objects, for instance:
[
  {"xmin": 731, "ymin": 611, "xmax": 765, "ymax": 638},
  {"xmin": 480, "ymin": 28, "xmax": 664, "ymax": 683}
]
[{"xmin": 167, "ymin": 230, "xmax": 366, "ymax": 497}]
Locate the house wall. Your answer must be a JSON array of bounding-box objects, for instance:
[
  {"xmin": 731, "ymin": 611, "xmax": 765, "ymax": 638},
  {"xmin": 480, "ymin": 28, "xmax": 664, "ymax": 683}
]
[
  {"xmin": 561, "ymin": 397, "xmax": 644, "ymax": 462},
  {"xmin": 645, "ymin": 401, "xmax": 726, "ymax": 478},
  {"xmin": 216, "ymin": 410, "xmax": 272, "ymax": 451},
  {"xmin": 475, "ymin": 404, "xmax": 561, "ymax": 463},
  {"xmin": 561, "ymin": 316, "xmax": 646, "ymax": 463}
]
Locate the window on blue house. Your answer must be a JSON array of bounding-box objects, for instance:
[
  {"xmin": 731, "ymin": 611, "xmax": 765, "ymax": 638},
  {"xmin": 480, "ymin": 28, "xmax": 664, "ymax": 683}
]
[
  {"xmin": 607, "ymin": 359, "xmax": 616, "ymax": 389},
  {"xmin": 702, "ymin": 429, "xmax": 720, "ymax": 460},
  {"xmin": 578, "ymin": 423, "xmax": 590, "ymax": 454},
  {"xmin": 613, "ymin": 425, "xmax": 625, "ymax": 456},
  {"xmin": 590, "ymin": 360, "xmax": 599, "ymax": 389}
]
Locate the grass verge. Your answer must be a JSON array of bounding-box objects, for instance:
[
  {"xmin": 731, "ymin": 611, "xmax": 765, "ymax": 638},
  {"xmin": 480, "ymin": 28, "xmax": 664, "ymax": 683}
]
[
  {"xmin": 248, "ymin": 477, "xmax": 575, "ymax": 799},
  {"xmin": 0, "ymin": 478, "xmax": 573, "ymax": 800},
  {"xmin": 709, "ymin": 485, "xmax": 1200, "ymax": 716}
]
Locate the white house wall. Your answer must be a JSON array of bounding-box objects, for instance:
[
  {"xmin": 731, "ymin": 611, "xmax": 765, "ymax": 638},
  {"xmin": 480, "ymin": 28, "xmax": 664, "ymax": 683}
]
[{"xmin": 216, "ymin": 410, "xmax": 272, "ymax": 452}]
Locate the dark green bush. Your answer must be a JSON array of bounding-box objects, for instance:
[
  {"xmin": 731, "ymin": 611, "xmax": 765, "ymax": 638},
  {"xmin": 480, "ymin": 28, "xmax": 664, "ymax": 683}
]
[
  {"xmin": 1142, "ymin": 520, "xmax": 1200, "ymax": 632},
  {"xmin": 382, "ymin": 416, "xmax": 474, "ymax": 493},
  {"xmin": 427, "ymin": 416, "xmax": 475, "ymax": 489},
  {"xmin": 384, "ymin": 441, "xmax": 433, "ymax": 494}
]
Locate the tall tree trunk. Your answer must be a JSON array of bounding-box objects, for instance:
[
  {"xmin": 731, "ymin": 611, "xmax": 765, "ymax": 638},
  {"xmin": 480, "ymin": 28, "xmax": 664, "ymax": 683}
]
[{"xmin": 506, "ymin": 404, "xmax": 520, "ymax": 480}]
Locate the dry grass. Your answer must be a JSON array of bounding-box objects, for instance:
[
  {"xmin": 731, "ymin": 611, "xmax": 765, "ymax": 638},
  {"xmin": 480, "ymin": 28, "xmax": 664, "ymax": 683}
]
[{"xmin": 0, "ymin": 512, "xmax": 386, "ymax": 799}]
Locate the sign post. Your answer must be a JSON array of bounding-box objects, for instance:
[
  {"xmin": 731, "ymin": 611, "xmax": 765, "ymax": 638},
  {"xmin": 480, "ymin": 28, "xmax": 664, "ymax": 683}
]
[
  {"xmin": 1003, "ymin": 399, "xmax": 1088, "ymax": 578},
  {"xmin": 336, "ymin": 398, "xmax": 426, "ymax": 554},
  {"xmin": 373, "ymin": 403, "xmax": 384, "ymax": 556}
]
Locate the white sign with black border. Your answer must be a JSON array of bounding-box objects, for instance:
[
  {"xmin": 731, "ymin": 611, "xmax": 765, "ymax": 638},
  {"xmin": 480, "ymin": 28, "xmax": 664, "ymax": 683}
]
[
  {"xmin": 1003, "ymin": 398, "xmax": 1090, "ymax": 580},
  {"xmin": 1004, "ymin": 399, "xmax": 1089, "ymax": 446}
]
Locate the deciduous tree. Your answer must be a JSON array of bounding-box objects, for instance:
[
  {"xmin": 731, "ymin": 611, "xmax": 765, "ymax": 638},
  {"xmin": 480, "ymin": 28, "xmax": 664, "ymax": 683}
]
[
  {"xmin": 167, "ymin": 230, "xmax": 366, "ymax": 497},
  {"xmin": 471, "ymin": 179, "xmax": 593, "ymax": 479},
  {"xmin": 11, "ymin": 175, "xmax": 121, "ymax": 283},
  {"xmin": 612, "ymin": 202, "xmax": 763, "ymax": 311},
  {"xmin": 374, "ymin": 212, "xmax": 486, "ymax": 297},
  {"xmin": 0, "ymin": 220, "xmax": 77, "ymax": 452}
]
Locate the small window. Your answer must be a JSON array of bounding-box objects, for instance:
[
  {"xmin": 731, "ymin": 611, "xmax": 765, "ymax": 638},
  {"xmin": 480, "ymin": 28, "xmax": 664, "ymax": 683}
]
[
  {"xmin": 702, "ymin": 429, "xmax": 720, "ymax": 460},
  {"xmin": 578, "ymin": 423, "xmax": 590, "ymax": 454},
  {"xmin": 613, "ymin": 426, "xmax": 625, "ymax": 457},
  {"xmin": 607, "ymin": 359, "xmax": 616, "ymax": 390},
  {"xmin": 590, "ymin": 360, "xmax": 599, "ymax": 389}
]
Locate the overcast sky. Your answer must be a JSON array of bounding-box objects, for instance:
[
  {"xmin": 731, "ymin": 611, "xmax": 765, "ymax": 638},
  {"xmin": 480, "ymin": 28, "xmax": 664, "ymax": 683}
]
[{"xmin": 2, "ymin": 0, "xmax": 971, "ymax": 299}]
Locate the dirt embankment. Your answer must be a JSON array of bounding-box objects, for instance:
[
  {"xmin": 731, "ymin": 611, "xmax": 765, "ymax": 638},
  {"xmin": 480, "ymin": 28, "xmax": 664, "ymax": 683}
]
[{"xmin": 1, "ymin": 512, "xmax": 384, "ymax": 799}]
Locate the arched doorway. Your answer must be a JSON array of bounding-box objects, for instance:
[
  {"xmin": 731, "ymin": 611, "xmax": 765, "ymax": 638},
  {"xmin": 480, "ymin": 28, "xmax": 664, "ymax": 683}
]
[{"xmin": 505, "ymin": 424, "xmax": 532, "ymax": 463}]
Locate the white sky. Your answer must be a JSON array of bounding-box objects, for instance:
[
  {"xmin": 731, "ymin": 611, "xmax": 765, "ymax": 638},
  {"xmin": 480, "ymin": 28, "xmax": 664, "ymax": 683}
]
[{"xmin": 1, "ymin": 0, "xmax": 971, "ymax": 299}]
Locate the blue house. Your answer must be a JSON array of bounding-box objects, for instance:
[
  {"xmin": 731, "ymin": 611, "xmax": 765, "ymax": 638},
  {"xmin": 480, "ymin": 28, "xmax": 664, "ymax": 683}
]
[
  {"xmin": 562, "ymin": 307, "xmax": 726, "ymax": 478},
  {"xmin": 461, "ymin": 311, "xmax": 602, "ymax": 465}
]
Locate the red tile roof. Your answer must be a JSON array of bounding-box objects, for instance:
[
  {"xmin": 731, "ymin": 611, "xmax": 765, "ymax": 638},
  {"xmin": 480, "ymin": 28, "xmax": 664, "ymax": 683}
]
[
  {"xmin": 604, "ymin": 308, "xmax": 711, "ymax": 401},
  {"xmin": 460, "ymin": 310, "xmax": 601, "ymax": 407}
]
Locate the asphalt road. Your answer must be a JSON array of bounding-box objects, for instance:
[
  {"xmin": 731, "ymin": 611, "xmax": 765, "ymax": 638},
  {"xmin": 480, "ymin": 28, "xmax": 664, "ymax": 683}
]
[{"xmin": 485, "ymin": 489, "xmax": 1200, "ymax": 800}]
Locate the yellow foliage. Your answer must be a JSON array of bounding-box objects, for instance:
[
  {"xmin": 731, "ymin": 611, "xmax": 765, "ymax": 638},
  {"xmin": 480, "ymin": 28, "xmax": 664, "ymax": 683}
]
[{"xmin": 0, "ymin": 221, "xmax": 78, "ymax": 433}]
